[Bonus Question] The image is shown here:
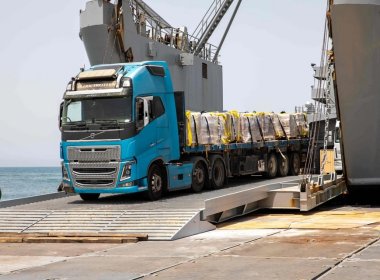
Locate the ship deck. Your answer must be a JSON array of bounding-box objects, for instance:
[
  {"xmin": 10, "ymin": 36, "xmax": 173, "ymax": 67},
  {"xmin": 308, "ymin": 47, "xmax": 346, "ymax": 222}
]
[{"xmin": 0, "ymin": 204, "xmax": 379, "ymax": 279}]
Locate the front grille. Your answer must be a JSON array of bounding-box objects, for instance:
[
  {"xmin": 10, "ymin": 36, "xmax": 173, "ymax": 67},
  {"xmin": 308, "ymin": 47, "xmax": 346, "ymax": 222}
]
[
  {"xmin": 73, "ymin": 167, "xmax": 116, "ymax": 175},
  {"xmin": 76, "ymin": 179, "xmax": 114, "ymax": 187},
  {"xmin": 67, "ymin": 146, "xmax": 120, "ymax": 162},
  {"xmin": 69, "ymin": 152, "xmax": 120, "ymax": 189}
]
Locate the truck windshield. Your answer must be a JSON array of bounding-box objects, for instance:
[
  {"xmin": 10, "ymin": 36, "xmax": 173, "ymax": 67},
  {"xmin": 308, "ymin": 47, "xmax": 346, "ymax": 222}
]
[{"xmin": 62, "ymin": 96, "xmax": 132, "ymax": 125}]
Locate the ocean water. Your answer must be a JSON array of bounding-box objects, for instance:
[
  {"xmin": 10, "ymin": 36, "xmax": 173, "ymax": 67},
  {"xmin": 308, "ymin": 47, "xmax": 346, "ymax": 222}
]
[{"xmin": 0, "ymin": 167, "xmax": 61, "ymax": 201}]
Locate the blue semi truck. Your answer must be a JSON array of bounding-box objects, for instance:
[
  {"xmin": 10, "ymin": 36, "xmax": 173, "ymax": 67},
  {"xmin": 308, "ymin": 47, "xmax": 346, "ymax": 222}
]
[{"xmin": 59, "ymin": 61, "xmax": 309, "ymax": 201}]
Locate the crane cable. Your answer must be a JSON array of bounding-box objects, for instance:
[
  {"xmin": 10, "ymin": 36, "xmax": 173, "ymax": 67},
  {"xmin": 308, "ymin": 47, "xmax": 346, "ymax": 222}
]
[
  {"xmin": 302, "ymin": 0, "xmax": 331, "ymax": 183},
  {"xmin": 303, "ymin": 9, "xmax": 330, "ymax": 180}
]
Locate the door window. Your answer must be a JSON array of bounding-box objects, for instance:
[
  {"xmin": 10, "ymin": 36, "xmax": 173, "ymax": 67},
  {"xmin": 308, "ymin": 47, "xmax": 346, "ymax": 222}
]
[{"xmin": 136, "ymin": 96, "xmax": 165, "ymax": 130}]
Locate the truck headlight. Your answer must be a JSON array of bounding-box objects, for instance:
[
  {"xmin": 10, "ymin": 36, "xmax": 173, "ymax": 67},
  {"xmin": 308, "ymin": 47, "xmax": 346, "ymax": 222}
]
[
  {"xmin": 62, "ymin": 163, "xmax": 70, "ymax": 181},
  {"xmin": 121, "ymin": 161, "xmax": 135, "ymax": 181}
]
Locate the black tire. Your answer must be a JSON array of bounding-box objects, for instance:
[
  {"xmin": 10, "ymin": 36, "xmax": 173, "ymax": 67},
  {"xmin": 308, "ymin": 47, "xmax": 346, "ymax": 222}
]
[
  {"xmin": 289, "ymin": 153, "xmax": 301, "ymax": 176},
  {"xmin": 146, "ymin": 164, "xmax": 164, "ymax": 201},
  {"xmin": 79, "ymin": 193, "xmax": 100, "ymax": 201},
  {"xmin": 210, "ymin": 158, "xmax": 226, "ymax": 189},
  {"xmin": 191, "ymin": 160, "xmax": 207, "ymax": 193},
  {"xmin": 265, "ymin": 153, "xmax": 278, "ymax": 179},
  {"xmin": 277, "ymin": 153, "xmax": 289, "ymax": 177}
]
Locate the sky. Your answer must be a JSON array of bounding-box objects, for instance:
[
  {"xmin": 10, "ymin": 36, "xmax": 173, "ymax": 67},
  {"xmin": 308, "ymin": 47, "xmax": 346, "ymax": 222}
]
[{"xmin": 0, "ymin": 0, "xmax": 326, "ymax": 167}]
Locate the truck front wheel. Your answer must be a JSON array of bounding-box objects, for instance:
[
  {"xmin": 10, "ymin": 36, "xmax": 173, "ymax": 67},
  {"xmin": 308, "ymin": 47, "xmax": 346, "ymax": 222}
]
[
  {"xmin": 191, "ymin": 161, "xmax": 207, "ymax": 193},
  {"xmin": 146, "ymin": 164, "xmax": 164, "ymax": 201},
  {"xmin": 79, "ymin": 193, "xmax": 100, "ymax": 201},
  {"xmin": 265, "ymin": 153, "xmax": 278, "ymax": 179}
]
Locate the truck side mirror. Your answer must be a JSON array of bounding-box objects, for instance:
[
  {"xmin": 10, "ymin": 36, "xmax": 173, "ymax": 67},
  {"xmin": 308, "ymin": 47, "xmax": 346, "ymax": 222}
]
[
  {"xmin": 136, "ymin": 98, "xmax": 145, "ymax": 130},
  {"xmin": 136, "ymin": 97, "xmax": 153, "ymax": 130},
  {"xmin": 59, "ymin": 102, "xmax": 63, "ymax": 131}
]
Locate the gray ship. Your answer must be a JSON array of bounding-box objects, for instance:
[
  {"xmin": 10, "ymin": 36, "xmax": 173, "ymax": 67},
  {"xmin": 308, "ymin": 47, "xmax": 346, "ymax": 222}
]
[
  {"xmin": 79, "ymin": 0, "xmax": 237, "ymax": 112},
  {"xmin": 330, "ymin": 0, "xmax": 380, "ymax": 187}
]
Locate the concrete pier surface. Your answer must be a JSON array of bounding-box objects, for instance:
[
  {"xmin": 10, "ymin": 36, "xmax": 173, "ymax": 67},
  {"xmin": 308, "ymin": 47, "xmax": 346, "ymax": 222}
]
[{"xmin": 0, "ymin": 204, "xmax": 379, "ymax": 280}]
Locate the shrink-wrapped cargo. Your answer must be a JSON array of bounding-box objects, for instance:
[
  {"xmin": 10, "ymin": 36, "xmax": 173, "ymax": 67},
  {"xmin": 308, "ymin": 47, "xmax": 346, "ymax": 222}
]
[
  {"xmin": 277, "ymin": 113, "xmax": 298, "ymax": 139},
  {"xmin": 257, "ymin": 113, "xmax": 276, "ymax": 140},
  {"xmin": 185, "ymin": 110, "xmax": 307, "ymax": 146},
  {"xmin": 294, "ymin": 113, "xmax": 309, "ymax": 137},
  {"xmin": 199, "ymin": 113, "xmax": 228, "ymax": 145},
  {"xmin": 270, "ymin": 114, "xmax": 286, "ymax": 139},
  {"xmin": 226, "ymin": 111, "xmax": 240, "ymax": 142},
  {"xmin": 210, "ymin": 112, "xmax": 230, "ymax": 145},
  {"xmin": 185, "ymin": 111, "xmax": 201, "ymax": 146},
  {"xmin": 238, "ymin": 113, "xmax": 262, "ymax": 143}
]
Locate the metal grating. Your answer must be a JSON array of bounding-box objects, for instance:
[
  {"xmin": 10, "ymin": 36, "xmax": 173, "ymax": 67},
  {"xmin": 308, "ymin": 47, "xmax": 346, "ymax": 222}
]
[
  {"xmin": 67, "ymin": 146, "xmax": 120, "ymax": 162},
  {"xmin": 0, "ymin": 210, "xmax": 214, "ymax": 241}
]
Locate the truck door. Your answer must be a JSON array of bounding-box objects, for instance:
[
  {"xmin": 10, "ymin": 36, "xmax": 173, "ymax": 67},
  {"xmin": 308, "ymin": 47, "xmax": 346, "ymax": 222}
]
[{"xmin": 135, "ymin": 96, "xmax": 158, "ymax": 177}]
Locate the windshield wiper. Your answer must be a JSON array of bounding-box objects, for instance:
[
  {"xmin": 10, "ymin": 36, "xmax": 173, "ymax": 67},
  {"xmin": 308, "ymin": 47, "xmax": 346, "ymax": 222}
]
[
  {"xmin": 94, "ymin": 119, "xmax": 121, "ymax": 129},
  {"xmin": 64, "ymin": 121, "xmax": 89, "ymax": 130},
  {"xmin": 66, "ymin": 121, "xmax": 88, "ymax": 126},
  {"xmin": 94, "ymin": 119, "xmax": 120, "ymax": 124}
]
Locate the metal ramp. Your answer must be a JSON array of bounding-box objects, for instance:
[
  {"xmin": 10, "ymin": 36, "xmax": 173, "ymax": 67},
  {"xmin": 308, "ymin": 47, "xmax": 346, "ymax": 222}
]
[
  {"xmin": 0, "ymin": 176, "xmax": 346, "ymax": 242},
  {"xmin": 0, "ymin": 210, "xmax": 215, "ymax": 241},
  {"xmin": 203, "ymin": 176, "xmax": 346, "ymax": 223}
]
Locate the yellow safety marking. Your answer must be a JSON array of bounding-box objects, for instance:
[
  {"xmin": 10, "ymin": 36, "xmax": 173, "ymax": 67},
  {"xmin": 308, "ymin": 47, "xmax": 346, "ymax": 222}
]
[{"xmin": 219, "ymin": 211, "xmax": 380, "ymax": 230}]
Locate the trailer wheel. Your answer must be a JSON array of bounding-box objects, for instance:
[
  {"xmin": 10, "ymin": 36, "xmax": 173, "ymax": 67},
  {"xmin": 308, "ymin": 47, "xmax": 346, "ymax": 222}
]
[
  {"xmin": 211, "ymin": 158, "xmax": 225, "ymax": 189},
  {"xmin": 146, "ymin": 164, "xmax": 163, "ymax": 201},
  {"xmin": 79, "ymin": 193, "xmax": 100, "ymax": 201},
  {"xmin": 191, "ymin": 161, "xmax": 207, "ymax": 193},
  {"xmin": 265, "ymin": 153, "xmax": 278, "ymax": 179},
  {"xmin": 277, "ymin": 153, "xmax": 289, "ymax": 177},
  {"xmin": 289, "ymin": 153, "xmax": 301, "ymax": 176}
]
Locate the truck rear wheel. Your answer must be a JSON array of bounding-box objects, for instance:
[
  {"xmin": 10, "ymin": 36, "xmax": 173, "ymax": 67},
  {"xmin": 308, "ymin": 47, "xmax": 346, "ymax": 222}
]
[
  {"xmin": 146, "ymin": 164, "xmax": 163, "ymax": 201},
  {"xmin": 265, "ymin": 153, "xmax": 278, "ymax": 179},
  {"xmin": 277, "ymin": 153, "xmax": 289, "ymax": 177},
  {"xmin": 191, "ymin": 160, "xmax": 207, "ymax": 193},
  {"xmin": 79, "ymin": 193, "xmax": 100, "ymax": 201},
  {"xmin": 289, "ymin": 153, "xmax": 301, "ymax": 175},
  {"xmin": 211, "ymin": 158, "xmax": 225, "ymax": 189}
]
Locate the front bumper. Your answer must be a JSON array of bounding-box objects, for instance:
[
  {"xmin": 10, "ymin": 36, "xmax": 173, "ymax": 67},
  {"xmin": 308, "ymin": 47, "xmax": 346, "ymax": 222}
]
[
  {"xmin": 62, "ymin": 181, "xmax": 148, "ymax": 194},
  {"xmin": 62, "ymin": 159, "xmax": 143, "ymax": 194}
]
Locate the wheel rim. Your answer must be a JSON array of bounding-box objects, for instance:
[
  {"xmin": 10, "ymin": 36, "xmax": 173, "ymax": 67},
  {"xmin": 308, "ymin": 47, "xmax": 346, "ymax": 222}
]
[
  {"xmin": 150, "ymin": 173, "xmax": 162, "ymax": 193},
  {"xmin": 193, "ymin": 163, "xmax": 205, "ymax": 185},
  {"xmin": 268, "ymin": 156, "xmax": 276, "ymax": 174},
  {"xmin": 280, "ymin": 156, "xmax": 289, "ymax": 174}
]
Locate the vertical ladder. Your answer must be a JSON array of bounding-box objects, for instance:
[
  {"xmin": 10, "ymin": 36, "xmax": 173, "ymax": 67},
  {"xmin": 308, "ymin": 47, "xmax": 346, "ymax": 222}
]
[{"xmin": 192, "ymin": 0, "xmax": 235, "ymax": 56}]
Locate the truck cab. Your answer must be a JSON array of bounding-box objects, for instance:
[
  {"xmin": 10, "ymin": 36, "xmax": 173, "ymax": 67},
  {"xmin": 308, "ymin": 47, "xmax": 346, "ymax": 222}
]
[{"xmin": 60, "ymin": 61, "xmax": 192, "ymax": 201}]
